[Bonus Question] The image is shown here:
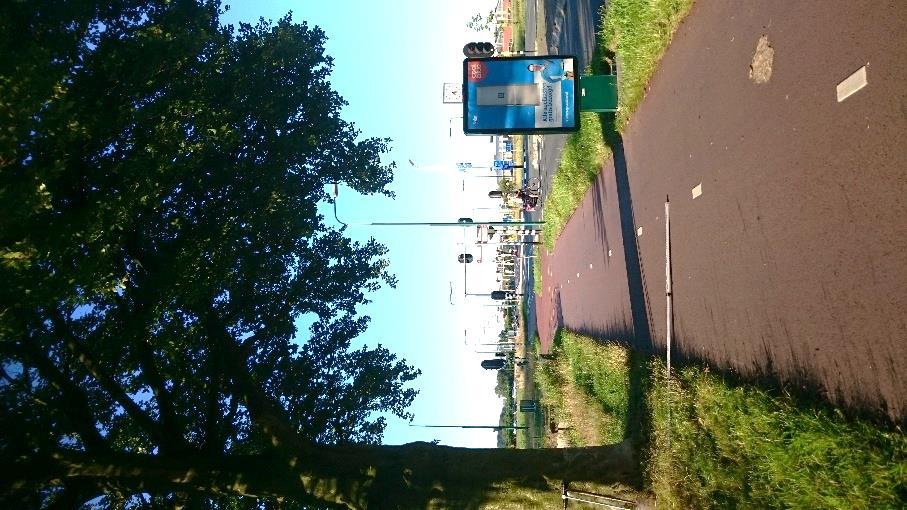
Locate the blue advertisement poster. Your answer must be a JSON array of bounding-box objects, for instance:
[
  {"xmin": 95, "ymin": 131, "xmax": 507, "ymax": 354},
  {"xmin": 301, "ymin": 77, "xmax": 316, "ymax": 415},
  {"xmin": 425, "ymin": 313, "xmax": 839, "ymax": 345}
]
[{"xmin": 462, "ymin": 56, "xmax": 579, "ymax": 135}]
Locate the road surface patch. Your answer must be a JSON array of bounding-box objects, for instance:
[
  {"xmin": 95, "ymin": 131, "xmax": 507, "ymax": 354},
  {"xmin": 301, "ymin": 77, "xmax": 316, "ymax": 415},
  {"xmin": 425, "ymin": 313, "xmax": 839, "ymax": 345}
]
[
  {"xmin": 749, "ymin": 35, "xmax": 774, "ymax": 84},
  {"xmin": 837, "ymin": 65, "xmax": 868, "ymax": 102}
]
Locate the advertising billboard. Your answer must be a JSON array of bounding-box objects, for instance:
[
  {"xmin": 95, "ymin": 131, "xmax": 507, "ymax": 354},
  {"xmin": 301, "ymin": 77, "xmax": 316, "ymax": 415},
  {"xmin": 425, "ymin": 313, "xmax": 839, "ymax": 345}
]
[{"xmin": 462, "ymin": 56, "xmax": 579, "ymax": 135}]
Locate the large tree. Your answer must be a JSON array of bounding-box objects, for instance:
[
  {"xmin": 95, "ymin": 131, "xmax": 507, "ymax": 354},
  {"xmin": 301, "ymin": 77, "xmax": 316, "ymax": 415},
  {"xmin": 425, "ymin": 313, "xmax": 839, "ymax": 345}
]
[{"xmin": 0, "ymin": 2, "xmax": 641, "ymax": 508}]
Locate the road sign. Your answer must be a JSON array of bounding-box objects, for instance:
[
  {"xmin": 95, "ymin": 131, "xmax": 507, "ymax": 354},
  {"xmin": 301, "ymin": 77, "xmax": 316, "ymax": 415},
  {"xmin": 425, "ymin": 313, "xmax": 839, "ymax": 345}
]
[{"xmin": 481, "ymin": 359, "xmax": 506, "ymax": 370}]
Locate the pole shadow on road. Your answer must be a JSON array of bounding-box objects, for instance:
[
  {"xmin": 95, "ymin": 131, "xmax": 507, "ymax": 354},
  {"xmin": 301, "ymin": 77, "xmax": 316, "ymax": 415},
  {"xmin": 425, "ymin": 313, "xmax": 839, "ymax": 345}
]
[{"xmin": 606, "ymin": 116, "xmax": 654, "ymax": 354}]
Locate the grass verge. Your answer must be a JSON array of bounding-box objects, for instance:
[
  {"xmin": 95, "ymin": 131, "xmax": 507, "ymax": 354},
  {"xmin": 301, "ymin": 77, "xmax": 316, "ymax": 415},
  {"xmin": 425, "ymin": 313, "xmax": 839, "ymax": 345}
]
[
  {"xmin": 537, "ymin": 330, "xmax": 907, "ymax": 509},
  {"xmin": 510, "ymin": 0, "xmax": 525, "ymax": 52},
  {"xmin": 602, "ymin": 0, "xmax": 695, "ymax": 131},
  {"xmin": 532, "ymin": 252, "xmax": 542, "ymax": 294},
  {"xmin": 649, "ymin": 362, "xmax": 907, "ymax": 509},
  {"xmin": 535, "ymin": 331, "xmax": 629, "ymax": 445},
  {"xmin": 540, "ymin": 112, "xmax": 607, "ymax": 248}
]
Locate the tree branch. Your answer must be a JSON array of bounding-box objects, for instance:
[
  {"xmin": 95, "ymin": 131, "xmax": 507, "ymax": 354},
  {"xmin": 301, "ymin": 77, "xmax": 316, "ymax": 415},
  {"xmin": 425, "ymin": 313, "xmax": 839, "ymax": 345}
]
[
  {"xmin": 14, "ymin": 341, "xmax": 109, "ymax": 453},
  {"xmin": 42, "ymin": 480, "xmax": 97, "ymax": 510},
  {"xmin": 1, "ymin": 450, "xmax": 324, "ymax": 507},
  {"xmin": 0, "ymin": 364, "xmax": 14, "ymax": 385},
  {"xmin": 201, "ymin": 344, "xmax": 225, "ymax": 455},
  {"xmin": 109, "ymin": 292, "xmax": 190, "ymax": 453},
  {"xmin": 201, "ymin": 305, "xmax": 310, "ymax": 453},
  {"xmin": 2, "ymin": 443, "xmax": 641, "ymax": 510},
  {"xmin": 134, "ymin": 335, "xmax": 189, "ymax": 453},
  {"xmin": 48, "ymin": 311, "xmax": 173, "ymax": 451}
]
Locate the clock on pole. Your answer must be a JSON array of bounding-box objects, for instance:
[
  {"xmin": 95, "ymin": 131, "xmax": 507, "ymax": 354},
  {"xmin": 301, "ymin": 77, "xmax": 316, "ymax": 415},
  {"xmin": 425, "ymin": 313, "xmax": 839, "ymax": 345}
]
[{"xmin": 442, "ymin": 83, "xmax": 463, "ymax": 103}]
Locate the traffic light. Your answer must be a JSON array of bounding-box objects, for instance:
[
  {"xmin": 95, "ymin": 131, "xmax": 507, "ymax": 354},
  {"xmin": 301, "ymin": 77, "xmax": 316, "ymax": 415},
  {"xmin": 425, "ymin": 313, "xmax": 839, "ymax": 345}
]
[
  {"xmin": 481, "ymin": 359, "xmax": 506, "ymax": 370},
  {"xmin": 457, "ymin": 253, "xmax": 474, "ymax": 263},
  {"xmin": 463, "ymin": 42, "xmax": 495, "ymax": 58}
]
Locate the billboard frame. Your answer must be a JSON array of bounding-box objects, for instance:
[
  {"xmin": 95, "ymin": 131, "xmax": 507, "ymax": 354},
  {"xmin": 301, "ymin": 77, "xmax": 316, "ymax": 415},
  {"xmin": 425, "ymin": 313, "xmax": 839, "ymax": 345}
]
[{"xmin": 462, "ymin": 55, "xmax": 581, "ymax": 135}]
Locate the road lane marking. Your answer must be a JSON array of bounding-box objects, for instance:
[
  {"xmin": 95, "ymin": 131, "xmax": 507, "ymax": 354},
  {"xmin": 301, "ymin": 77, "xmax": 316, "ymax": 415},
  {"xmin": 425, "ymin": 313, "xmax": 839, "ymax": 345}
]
[
  {"xmin": 837, "ymin": 65, "xmax": 868, "ymax": 102},
  {"xmin": 576, "ymin": 273, "xmax": 580, "ymax": 278},
  {"xmin": 589, "ymin": 263, "xmax": 593, "ymax": 269},
  {"xmin": 692, "ymin": 183, "xmax": 703, "ymax": 199},
  {"xmin": 608, "ymin": 250, "xmax": 612, "ymax": 257}
]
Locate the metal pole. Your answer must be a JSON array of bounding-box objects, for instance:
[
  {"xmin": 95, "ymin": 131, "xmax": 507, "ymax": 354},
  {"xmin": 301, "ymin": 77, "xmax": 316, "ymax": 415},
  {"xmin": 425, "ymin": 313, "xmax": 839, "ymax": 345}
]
[
  {"xmin": 370, "ymin": 221, "xmax": 544, "ymax": 227},
  {"xmin": 562, "ymin": 485, "xmax": 636, "ymax": 510},
  {"xmin": 665, "ymin": 196, "xmax": 672, "ymax": 453},
  {"xmin": 410, "ymin": 424, "xmax": 529, "ymax": 430},
  {"xmin": 665, "ymin": 197, "xmax": 672, "ymax": 380}
]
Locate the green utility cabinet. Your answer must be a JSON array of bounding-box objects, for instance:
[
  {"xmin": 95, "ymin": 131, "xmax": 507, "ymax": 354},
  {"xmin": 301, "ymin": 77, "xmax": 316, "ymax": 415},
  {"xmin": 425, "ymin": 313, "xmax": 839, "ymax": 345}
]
[{"xmin": 579, "ymin": 74, "xmax": 618, "ymax": 112}]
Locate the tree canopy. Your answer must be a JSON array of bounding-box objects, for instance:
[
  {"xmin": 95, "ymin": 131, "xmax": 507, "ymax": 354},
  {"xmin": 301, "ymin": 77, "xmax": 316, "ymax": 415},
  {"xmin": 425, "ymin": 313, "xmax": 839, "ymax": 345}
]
[
  {"xmin": 1, "ymin": 2, "xmax": 642, "ymax": 508},
  {"xmin": 1, "ymin": 1, "xmax": 420, "ymax": 507}
]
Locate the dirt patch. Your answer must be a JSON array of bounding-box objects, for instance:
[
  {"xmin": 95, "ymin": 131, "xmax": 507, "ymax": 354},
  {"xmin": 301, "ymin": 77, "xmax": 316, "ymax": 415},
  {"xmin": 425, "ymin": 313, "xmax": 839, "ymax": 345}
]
[{"xmin": 749, "ymin": 35, "xmax": 774, "ymax": 83}]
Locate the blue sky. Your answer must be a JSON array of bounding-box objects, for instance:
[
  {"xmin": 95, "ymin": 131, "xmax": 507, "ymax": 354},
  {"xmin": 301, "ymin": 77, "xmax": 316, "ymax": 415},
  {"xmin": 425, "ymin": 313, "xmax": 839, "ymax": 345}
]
[{"xmin": 220, "ymin": 0, "xmax": 509, "ymax": 447}]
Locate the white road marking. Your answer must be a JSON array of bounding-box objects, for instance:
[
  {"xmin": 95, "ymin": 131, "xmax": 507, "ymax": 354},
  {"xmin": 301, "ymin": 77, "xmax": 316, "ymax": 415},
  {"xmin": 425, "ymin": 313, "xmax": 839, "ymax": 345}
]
[
  {"xmin": 608, "ymin": 250, "xmax": 612, "ymax": 257},
  {"xmin": 576, "ymin": 273, "xmax": 580, "ymax": 278},
  {"xmin": 589, "ymin": 263, "xmax": 593, "ymax": 269},
  {"xmin": 837, "ymin": 65, "xmax": 868, "ymax": 102},
  {"xmin": 692, "ymin": 183, "xmax": 703, "ymax": 199},
  {"xmin": 637, "ymin": 227, "xmax": 643, "ymax": 237}
]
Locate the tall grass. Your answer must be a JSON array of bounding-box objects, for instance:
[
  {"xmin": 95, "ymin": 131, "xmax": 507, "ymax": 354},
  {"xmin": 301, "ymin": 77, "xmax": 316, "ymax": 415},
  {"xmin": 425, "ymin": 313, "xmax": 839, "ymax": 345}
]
[
  {"xmin": 510, "ymin": 0, "xmax": 525, "ymax": 52},
  {"xmin": 648, "ymin": 361, "xmax": 907, "ymax": 509},
  {"xmin": 539, "ymin": 331, "xmax": 907, "ymax": 509},
  {"xmin": 601, "ymin": 0, "xmax": 695, "ymax": 130},
  {"xmin": 541, "ymin": 112, "xmax": 606, "ymax": 248},
  {"xmin": 532, "ymin": 249, "xmax": 542, "ymax": 294},
  {"xmin": 535, "ymin": 331, "xmax": 629, "ymax": 444}
]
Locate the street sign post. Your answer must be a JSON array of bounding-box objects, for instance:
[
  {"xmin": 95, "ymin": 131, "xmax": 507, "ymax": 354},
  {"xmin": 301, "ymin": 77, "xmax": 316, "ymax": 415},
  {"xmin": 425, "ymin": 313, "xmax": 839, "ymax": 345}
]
[{"xmin": 493, "ymin": 160, "xmax": 514, "ymax": 171}]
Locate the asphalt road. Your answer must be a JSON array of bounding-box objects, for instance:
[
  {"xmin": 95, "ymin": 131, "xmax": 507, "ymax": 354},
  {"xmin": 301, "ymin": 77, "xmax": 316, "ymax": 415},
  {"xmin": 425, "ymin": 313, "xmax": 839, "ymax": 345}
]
[
  {"xmin": 521, "ymin": 0, "xmax": 606, "ymax": 328},
  {"xmin": 529, "ymin": 0, "xmax": 606, "ymax": 211},
  {"xmin": 535, "ymin": 0, "xmax": 907, "ymax": 421}
]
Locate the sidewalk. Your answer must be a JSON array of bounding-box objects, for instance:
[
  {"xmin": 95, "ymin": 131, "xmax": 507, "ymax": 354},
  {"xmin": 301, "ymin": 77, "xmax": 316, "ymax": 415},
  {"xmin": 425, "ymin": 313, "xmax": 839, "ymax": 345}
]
[{"xmin": 534, "ymin": 0, "xmax": 907, "ymax": 421}]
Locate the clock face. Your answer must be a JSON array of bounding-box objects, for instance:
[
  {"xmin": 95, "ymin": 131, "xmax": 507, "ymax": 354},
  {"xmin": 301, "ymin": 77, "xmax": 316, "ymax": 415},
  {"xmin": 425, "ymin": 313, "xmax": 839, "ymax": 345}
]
[{"xmin": 443, "ymin": 83, "xmax": 463, "ymax": 103}]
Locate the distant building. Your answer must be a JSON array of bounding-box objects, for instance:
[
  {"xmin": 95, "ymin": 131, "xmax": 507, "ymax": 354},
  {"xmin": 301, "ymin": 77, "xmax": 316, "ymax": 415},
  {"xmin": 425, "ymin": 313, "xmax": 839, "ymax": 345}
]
[{"xmin": 493, "ymin": 0, "xmax": 513, "ymax": 54}]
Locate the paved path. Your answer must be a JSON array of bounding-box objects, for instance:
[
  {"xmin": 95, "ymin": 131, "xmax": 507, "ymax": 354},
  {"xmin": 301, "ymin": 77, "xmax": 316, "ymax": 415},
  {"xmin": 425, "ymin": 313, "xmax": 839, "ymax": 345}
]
[
  {"xmin": 534, "ymin": 0, "xmax": 606, "ymax": 206},
  {"xmin": 536, "ymin": 0, "xmax": 907, "ymax": 421}
]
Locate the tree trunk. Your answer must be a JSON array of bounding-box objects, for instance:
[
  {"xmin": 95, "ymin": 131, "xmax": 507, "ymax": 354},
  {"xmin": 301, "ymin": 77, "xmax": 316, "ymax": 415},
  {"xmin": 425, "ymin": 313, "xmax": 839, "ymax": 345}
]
[{"xmin": 3, "ymin": 442, "xmax": 640, "ymax": 509}]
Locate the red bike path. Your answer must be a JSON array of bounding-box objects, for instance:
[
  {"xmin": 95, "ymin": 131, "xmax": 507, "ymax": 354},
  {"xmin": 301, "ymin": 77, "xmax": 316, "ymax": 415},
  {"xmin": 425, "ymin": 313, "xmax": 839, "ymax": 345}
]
[{"xmin": 535, "ymin": 0, "xmax": 907, "ymax": 421}]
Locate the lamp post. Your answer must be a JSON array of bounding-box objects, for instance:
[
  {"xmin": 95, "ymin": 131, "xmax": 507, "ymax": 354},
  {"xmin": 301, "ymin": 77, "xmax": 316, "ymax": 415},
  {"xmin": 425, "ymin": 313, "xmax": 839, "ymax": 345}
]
[
  {"xmin": 410, "ymin": 424, "xmax": 528, "ymax": 431},
  {"xmin": 449, "ymin": 116, "xmax": 463, "ymax": 138},
  {"xmin": 332, "ymin": 184, "xmax": 543, "ymax": 229}
]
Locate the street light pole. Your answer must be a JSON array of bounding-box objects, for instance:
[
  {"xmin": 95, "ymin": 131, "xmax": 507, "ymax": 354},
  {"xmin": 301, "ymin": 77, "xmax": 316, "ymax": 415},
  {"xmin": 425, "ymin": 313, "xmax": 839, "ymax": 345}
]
[{"xmin": 410, "ymin": 424, "xmax": 529, "ymax": 430}]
